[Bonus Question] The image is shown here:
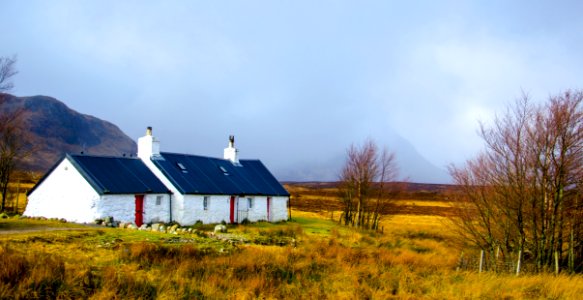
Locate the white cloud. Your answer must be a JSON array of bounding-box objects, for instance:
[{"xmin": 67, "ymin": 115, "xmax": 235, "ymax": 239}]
[
  {"xmin": 3, "ymin": 1, "xmax": 583, "ymax": 182},
  {"xmin": 372, "ymin": 23, "xmax": 583, "ymax": 167}
]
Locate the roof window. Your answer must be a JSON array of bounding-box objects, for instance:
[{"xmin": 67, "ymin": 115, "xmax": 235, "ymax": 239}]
[
  {"xmin": 219, "ymin": 166, "xmax": 230, "ymax": 176},
  {"xmin": 177, "ymin": 162, "xmax": 188, "ymax": 173}
]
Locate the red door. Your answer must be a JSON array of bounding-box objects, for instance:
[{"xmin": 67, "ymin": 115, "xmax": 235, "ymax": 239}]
[
  {"xmin": 135, "ymin": 195, "xmax": 144, "ymax": 227},
  {"xmin": 229, "ymin": 196, "xmax": 236, "ymax": 224}
]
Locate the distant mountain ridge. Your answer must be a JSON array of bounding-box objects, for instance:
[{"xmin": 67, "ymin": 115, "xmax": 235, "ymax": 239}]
[
  {"xmin": 0, "ymin": 93, "xmax": 136, "ymax": 172},
  {"xmin": 274, "ymin": 133, "xmax": 451, "ymax": 184}
]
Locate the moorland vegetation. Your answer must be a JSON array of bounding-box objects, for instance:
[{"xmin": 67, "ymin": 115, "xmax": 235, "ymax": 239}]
[{"xmin": 2, "ymin": 210, "xmax": 583, "ymax": 299}]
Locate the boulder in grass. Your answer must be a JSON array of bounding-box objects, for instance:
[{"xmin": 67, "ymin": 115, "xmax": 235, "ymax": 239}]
[
  {"xmin": 151, "ymin": 223, "xmax": 161, "ymax": 232},
  {"xmin": 214, "ymin": 224, "xmax": 227, "ymax": 233}
]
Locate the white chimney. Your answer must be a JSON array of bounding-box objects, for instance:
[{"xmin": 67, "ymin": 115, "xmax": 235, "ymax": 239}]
[
  {"xmin": 138, "ymin": 126, "xmax": 160, "ymax": 160},
  {"xmin": 223, "ymin": 135, "xmax": 239, "ymax": 163}
]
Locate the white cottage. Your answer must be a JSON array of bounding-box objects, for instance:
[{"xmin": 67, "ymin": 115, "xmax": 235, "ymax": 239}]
[
  {"xmin": 24, "ymin": 154, "xmax": 172, "ymax": 224},
  {"xmin": 25, "ymin": 127, "xmax": 290, "ymax": 226}
]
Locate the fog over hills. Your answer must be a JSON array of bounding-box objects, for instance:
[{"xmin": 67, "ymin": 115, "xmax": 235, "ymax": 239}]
[
  {"xmin": 274, "ymin": 133, "xmax": 451, "ymax": 184},
  {"xmin": 3, "ymin": 93, "xmax": 450, "ymax": 183}
]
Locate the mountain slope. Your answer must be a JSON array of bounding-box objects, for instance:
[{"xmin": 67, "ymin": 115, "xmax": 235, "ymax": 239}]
[{"xmin": 1, "ymin": 93, "xmax": 136, "ymax": 172}]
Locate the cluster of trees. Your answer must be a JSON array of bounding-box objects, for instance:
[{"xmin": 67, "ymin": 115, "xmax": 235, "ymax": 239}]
[
  {"xmin": 449, "ymin": 91, "xmax": 582, "ymax": 272},
  {"xmin": 0, "ymin": 56, "xmax": 32, "ymax": 212},
  {"xmin": 338, "ymin": 140, "xmax": 398, "ymax": 230}
]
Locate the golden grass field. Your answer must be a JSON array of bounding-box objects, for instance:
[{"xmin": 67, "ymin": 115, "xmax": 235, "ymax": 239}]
[
  {"xmin": 0, "ymin": 185, "xmax": 582, "ymax": 298},
  {"xmin": 285, "ymin": 183, "xmax": 460, "ymax": 217},
  {"xmin": 1, "ymin": 182, "xmax": 34, "ymax": 214}
]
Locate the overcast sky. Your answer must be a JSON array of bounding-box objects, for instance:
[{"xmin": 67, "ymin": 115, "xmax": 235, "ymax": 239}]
[{"xmin": 2, "ymin": 1, "xmax": 583, "ymax": 182}]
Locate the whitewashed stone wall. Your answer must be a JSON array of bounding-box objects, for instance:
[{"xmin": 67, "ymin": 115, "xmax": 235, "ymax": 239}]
[
  {"xmin": 180, "ymin": 195, "xmax": 230, "ymax": 225},
  {"xmin": 143, "ymin": 194, "xmax": 172, "ymax": 223},
  {"xmin": 170, "ymin": 193, "xmax": 185, "ymax": 224},
  {"xmin": 24, "ymin": 159, "xmax": 100, "ymax": 223},
  {"xmin": 270, "ymin": 196, "xmax": 289, "ymax": 222},
  {"xmin": 96, "ymin": 195, "xmax": 133, "ymax": 223},
  {"xmin": 180, "ymin": 195, "xmax": 201, "ymax": 225},
  {"xmin": 173, "ymin": 195, "xmax": 289, "ymax": 225},
  {"xmin": 232, "ymin": 196, "xmax": 289, "ymax": 223},
  {"xmin": 243, "ymin": 196, "xmax": 266, "ymax": 222},
  {"xmin": 97, "ymin": 194, "xmax": 170, "ymax": 224},
  {"xmin": 202, "ymin": 195, "xmax": 231, "ymax": 224}
]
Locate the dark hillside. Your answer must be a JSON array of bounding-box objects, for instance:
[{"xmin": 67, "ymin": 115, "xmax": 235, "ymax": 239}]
[{"xmin": 0, "ymin": 93, "xmax": 136, "ymax": 172}]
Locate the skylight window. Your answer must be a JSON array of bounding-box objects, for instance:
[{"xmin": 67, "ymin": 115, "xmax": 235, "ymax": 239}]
[
  {"xmin": 219, "ymin": 166, "xmax": 229, "ymax": 176},
  {"xmin": 177, "ymin": 162, "xmax": 188, "ymax": 173}
]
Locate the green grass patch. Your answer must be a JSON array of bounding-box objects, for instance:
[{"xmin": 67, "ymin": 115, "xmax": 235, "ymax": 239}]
[{"xmin": 288, "ymin": 216, "xmax": 338, "ymax": 236}]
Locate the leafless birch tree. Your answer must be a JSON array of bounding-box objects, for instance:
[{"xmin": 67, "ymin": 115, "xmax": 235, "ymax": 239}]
[
  {"xmin": 339, "ymin": 139, "xmax": 398, "ymax": 230},
  {"xmin": 450, "ymin": 90, "xmax": 583, "ymax": 272},
  {"xmin": 0, "ymin": 56, "xmax": 32, "ymax": 212},
  {"xmin": 0, "ymin": 56, "xmax": 17, "ymax": 92}
]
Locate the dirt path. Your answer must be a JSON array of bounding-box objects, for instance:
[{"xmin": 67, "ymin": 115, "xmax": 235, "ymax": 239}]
[
  {"xmin": 0, "ymin": 227, "xmax": 93, "ymax": 234},
  {"xmin": 0, "ymin": 219, "xmax": 99, "ymax": 235}
]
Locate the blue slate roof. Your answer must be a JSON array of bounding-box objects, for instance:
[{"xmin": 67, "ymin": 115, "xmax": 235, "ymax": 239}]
[
  {"xmin": 67, "ymin": 154, "xmax": 170, "ymax": 194},
  {"xmin": 29, "ymin": 154, "xmax": 171, "ymax": 195},
  {"xmin": 151, "ymin": 152, "xmax": 289, "ymax": 196}
]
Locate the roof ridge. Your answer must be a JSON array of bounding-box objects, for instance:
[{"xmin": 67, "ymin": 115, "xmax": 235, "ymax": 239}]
[
  {"xmin": 68, "ymin": 153, "xmax": 139, "ymax": 159},
  {"xmin": 159, "ymin": 151, "xmax": 260, "ymax": 162}
]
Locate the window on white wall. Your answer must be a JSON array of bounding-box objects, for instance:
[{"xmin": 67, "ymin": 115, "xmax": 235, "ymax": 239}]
[
  {"xmin": 156, "ymin": 196, "xmax": 162, "ymax": 206},
  {"xmin": 247, "ymin": 197, "xmax": 253, "ymax": 209},
  {"xmin": 203, "ymin": 196, "xmax": 209, "ymax": 210}
]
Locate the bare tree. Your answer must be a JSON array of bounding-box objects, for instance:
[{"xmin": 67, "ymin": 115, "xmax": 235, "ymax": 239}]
[
  {"xmin": 450, "ymin": 90, "xmax": 583, "ymax": 272},
  {"xmin": 0, "ymin": 56, "xmax": 31, "ymax": 212},
  {"xmin": 339, "ymin": 139, "xmax": 398, "ymax": 230},
  {"xmin": 0, "ymin": 56, "xmax": 17, "ymax": 92}
]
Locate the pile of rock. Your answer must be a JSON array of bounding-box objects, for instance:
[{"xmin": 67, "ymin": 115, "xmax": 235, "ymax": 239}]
[
  {"xmin": 119, "ymin": 222, "xmax": 209, "ymax": 235},
  {"xmin": 214, "ymin": 224, "xmax": 227, "ymax": 233},
  {"xmin": 94, "ymin": 216, "xmax": 119, "ymax": 228},
  {"xmin": 92, "ymin": 217, "xmax": 235, "ymax": 237}
]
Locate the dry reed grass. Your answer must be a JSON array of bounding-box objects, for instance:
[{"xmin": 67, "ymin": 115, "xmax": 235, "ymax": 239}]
[{"xmin": 1, "ymin": 214, "xmax": 583, "ymax": 298}]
